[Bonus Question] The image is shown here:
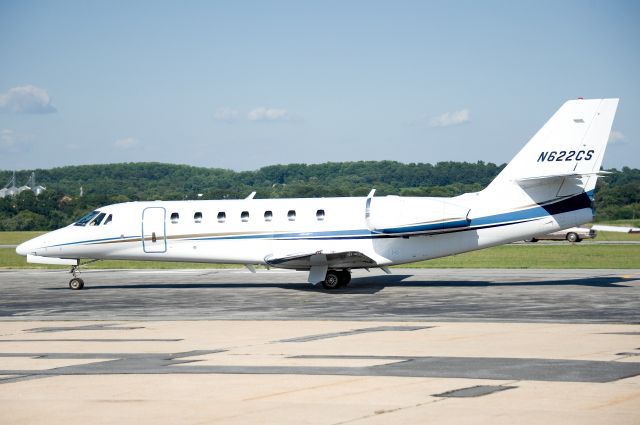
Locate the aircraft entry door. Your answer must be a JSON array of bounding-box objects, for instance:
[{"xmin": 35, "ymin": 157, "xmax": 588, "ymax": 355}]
[{"xmin": 142, "ymin": 207, "xmax": 167, "ymax": 253}]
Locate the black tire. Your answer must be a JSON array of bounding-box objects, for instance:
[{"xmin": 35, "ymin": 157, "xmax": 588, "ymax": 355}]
[
  {"xmin": 69, "ymin": 278, "xmax": 84, "ymax": 290},
  {"xmin": 322, "ymin": 271, "xmax": 341, "ymax": 290},
  {"xmin": 338, "ymin": 270, "xmax": 351, "ymax": 287},
  {"xmin": 566, "ymin": 232, "xmax": 580, "ymax": 243},
  {"xmin": 526, "ymin": 238, "xmax": 538, "ymax": 243}
]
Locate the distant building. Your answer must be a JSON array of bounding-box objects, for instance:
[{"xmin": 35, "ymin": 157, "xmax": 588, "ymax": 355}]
[
  {"xmin": 0, "ymin": 171, "xmax": 46, "ymax": 198},
  {"xmin": 0, "ymin": 172, "xmax": 19, "ymax": 198},
  {"xmin": 26, "ymin": 172, "xmax": 46, "ymax": 196}
]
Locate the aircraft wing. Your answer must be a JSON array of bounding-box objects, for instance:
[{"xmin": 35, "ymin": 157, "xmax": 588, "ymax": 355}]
[
  {"xmin": 265, "ymin": 250, "xmax": 379, "ymax": 284},
  {"xmin": 265, "ymin": 251, "xmax": 378, "ymax": 269}
]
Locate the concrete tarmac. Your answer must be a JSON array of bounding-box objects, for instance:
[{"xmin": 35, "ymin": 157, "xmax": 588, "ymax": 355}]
[
  {"xmin": 1, "ymin": 268, "xmax": 639, "ymax": 322},
  {"xmin": 1, "ymin": 268, "xmax": 639, "ymax": 424}
]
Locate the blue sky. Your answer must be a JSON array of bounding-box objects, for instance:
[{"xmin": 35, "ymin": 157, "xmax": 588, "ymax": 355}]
[{"xmin": 1, "ymin": 0, "xmax": 638, "ymax": 171}]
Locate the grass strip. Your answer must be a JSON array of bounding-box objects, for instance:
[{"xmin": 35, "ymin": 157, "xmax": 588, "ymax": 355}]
[
  {"xmin": 2, "ymin": 244, "xmax": 638, "ymax": 270},
  {"xmin": 404, "ymin": 244, "xmax": 640, "ymax": 269},
  {"xmin": 0, "ymin": 231, "xmax": 46, "ymax": 245}
]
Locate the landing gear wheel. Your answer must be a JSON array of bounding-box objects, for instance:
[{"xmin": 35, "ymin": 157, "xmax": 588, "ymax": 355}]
[
  {"xmin": 337, "ymin": 270, "xmax": 351, "ymax": 287},
  {"xmin": 566, "ymin": 232, "xmax": 580, "ymax": 243},
  {"xmin": 322, "ymin": 271, "xmax": 341, "ymax": 290},
  {"xmin": 69, "ymin": 277, "xmax": 84, "ymax": 290}
]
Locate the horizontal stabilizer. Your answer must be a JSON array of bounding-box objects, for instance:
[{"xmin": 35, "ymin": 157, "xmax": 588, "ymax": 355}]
[{"xmin": 516, "ymin": 171, "xmax": 610, "ymax": 184}]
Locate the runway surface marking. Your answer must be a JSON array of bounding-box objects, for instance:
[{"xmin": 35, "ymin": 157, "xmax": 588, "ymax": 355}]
[
  {"xmin": 1, "ymin": 320, "xmax": 639, "ymax": 425},
  {"xmin": 275, "ymin": 326, "xmax": 430, "ymax": 343},
  {"xmin": 2, "ymin": 268, "xmax": 639, "ymax": 424}
]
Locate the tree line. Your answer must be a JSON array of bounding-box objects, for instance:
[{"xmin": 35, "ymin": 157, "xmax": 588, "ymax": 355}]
[{"xmin": 1, "ymin": 161, "xmax": 638, "ymax": 231}]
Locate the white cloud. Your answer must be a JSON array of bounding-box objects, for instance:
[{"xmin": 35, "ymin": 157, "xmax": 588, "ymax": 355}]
[
  {"xmin": 0, "ymin": 85, "xmax": 57, "ymax": 114},
  {"xmin": 0, "ymin": 129, "xmax": 17, "ymax": 150},
  {"xmin": 247, "ymin": 107, "xmax": 291, "ymax": 122},
  {"xmin": 214, "ymin": 107, "xmax": 240, "ymax": 122},
  {"xmin": 609, "ymin": 130, "xmax": 626, "ymax": 145},
  {"xmin": 0, "ymin": 129, "xmax": 31, "ymax": 153},
  {"xmin": 114, "ymin": 137, "xmax": 140, "ymax": 150},
  {"xmin": 428, "ymin": 109, "xmax": 470, "ymax": 127}
]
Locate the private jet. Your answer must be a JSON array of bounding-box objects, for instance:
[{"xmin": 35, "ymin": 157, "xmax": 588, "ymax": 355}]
[{"xmin": 16, "ymin": 98, "xmax": 619, "ymax": 290}]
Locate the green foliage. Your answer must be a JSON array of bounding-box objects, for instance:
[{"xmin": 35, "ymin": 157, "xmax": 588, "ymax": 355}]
[
  {"xmin": 0, "ymin": 161, "xmax": 638, "ymax": 230},
  {"xmin": 594, "ymin": 167, "xmax": 640, "ymax": 221}
]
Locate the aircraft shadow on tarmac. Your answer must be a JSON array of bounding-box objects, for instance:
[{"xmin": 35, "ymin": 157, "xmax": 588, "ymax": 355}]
[{"xmin": 43, "ymin": 274, "xmax": 634, "ymax": 295}]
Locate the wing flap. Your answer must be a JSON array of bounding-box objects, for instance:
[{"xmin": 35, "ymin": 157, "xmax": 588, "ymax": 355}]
[{"xmin": 265, "ymin": 251, "xmax": 378, "ymax": 270}]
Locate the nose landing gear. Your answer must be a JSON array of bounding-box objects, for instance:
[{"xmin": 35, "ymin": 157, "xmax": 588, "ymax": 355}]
[
  {"xmin": 67, "ymin": 259, "xmax": 100, "ymax": 290},
  {"xmin": 68, "ymin": 265, "xmax": 84, "ymax": 290}
]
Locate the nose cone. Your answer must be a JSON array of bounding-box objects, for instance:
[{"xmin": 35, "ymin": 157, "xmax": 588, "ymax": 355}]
[
  {"xmin": 16, "ymin": 241, "xmax": 31, "ymax": 256},
  {"xmin": 16, "ymin": 235, "xmax": 45, "ymax": 256}
]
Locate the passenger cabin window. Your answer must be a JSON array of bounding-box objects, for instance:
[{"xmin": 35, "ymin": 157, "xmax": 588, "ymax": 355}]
[
  {"xmin": 74, "ymin": 210, "xmax": 99, "ymax": 226},
  {"xmin": 241, "ymin": 211, "xmax": 250, "ymax": 222},
  {"xmin": 194, "ymin": 212, "xmax": 203, "ymax": 223},
  {"xmin": 316, "ymin": 209, "xmax": 325, "ymax": 221},
  {"xmin": 287, "ymin": 210, "xmax": 296, "ymax": 221},
  {"xmin": 90, "ymin": 212, "xmax": 106, "ymax": 226},
  {"xmin": 103, "ymin": 214, "xmax": 113, "ymax": 225},
  {"xmin": 217, "ymin": 212, "xmax": 226, "ymax": 223},
  {"xmin": 170, "ymin": 212, "xmax": 179, "ymax": 224},
  {"xmin": 264, "ymin": 210, "xmax": 273, "ymax": 222}
]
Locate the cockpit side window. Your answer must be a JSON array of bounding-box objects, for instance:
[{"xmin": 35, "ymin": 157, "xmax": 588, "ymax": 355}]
[
  {"xmin": 103, "ymin": 214, "xmax": 113, "ymax": 225},
  {"xmin": 90, "ymin": 212, "xmax": 107, "ymax": 226},
  {"xmin": 74, "ymin": 211, "xmax": 100, "ymax": 226}
]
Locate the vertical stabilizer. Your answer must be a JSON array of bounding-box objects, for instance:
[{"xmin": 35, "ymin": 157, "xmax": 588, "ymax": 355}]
[{"xmin": 486, "ymin": 98, "xmax": 619, "ymax": 193}]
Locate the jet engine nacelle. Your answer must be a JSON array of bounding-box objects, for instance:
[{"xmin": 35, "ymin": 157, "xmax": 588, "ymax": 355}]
[{"xmin": 366, "ymin": 196, "xmax": 470, "ymax": 235}]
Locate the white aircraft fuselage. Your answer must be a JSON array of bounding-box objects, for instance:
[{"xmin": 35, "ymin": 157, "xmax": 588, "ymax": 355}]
[{"xmin": 16, "ymin": 98, "xmax": 619, "ymax": 289}]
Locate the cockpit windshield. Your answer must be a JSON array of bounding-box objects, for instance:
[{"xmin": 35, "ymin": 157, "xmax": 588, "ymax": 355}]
[
  {"xmin": 90, "ymin": 212, "xmax": 107, "ymax": 226},
  {"xmin": 74, "ymin": 211, "xmax": 100, "ymax": 226}
]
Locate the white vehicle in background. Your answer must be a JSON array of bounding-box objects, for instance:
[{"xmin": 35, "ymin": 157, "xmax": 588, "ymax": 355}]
[{"xmin": 526, "ymin": 226, "xmax": 597, "ymax": 243}]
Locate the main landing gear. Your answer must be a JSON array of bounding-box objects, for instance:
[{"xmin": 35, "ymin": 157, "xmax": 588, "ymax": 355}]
[{"xmin": 321, "ymin": 269, "xmax": 351, "ymax": 290}]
